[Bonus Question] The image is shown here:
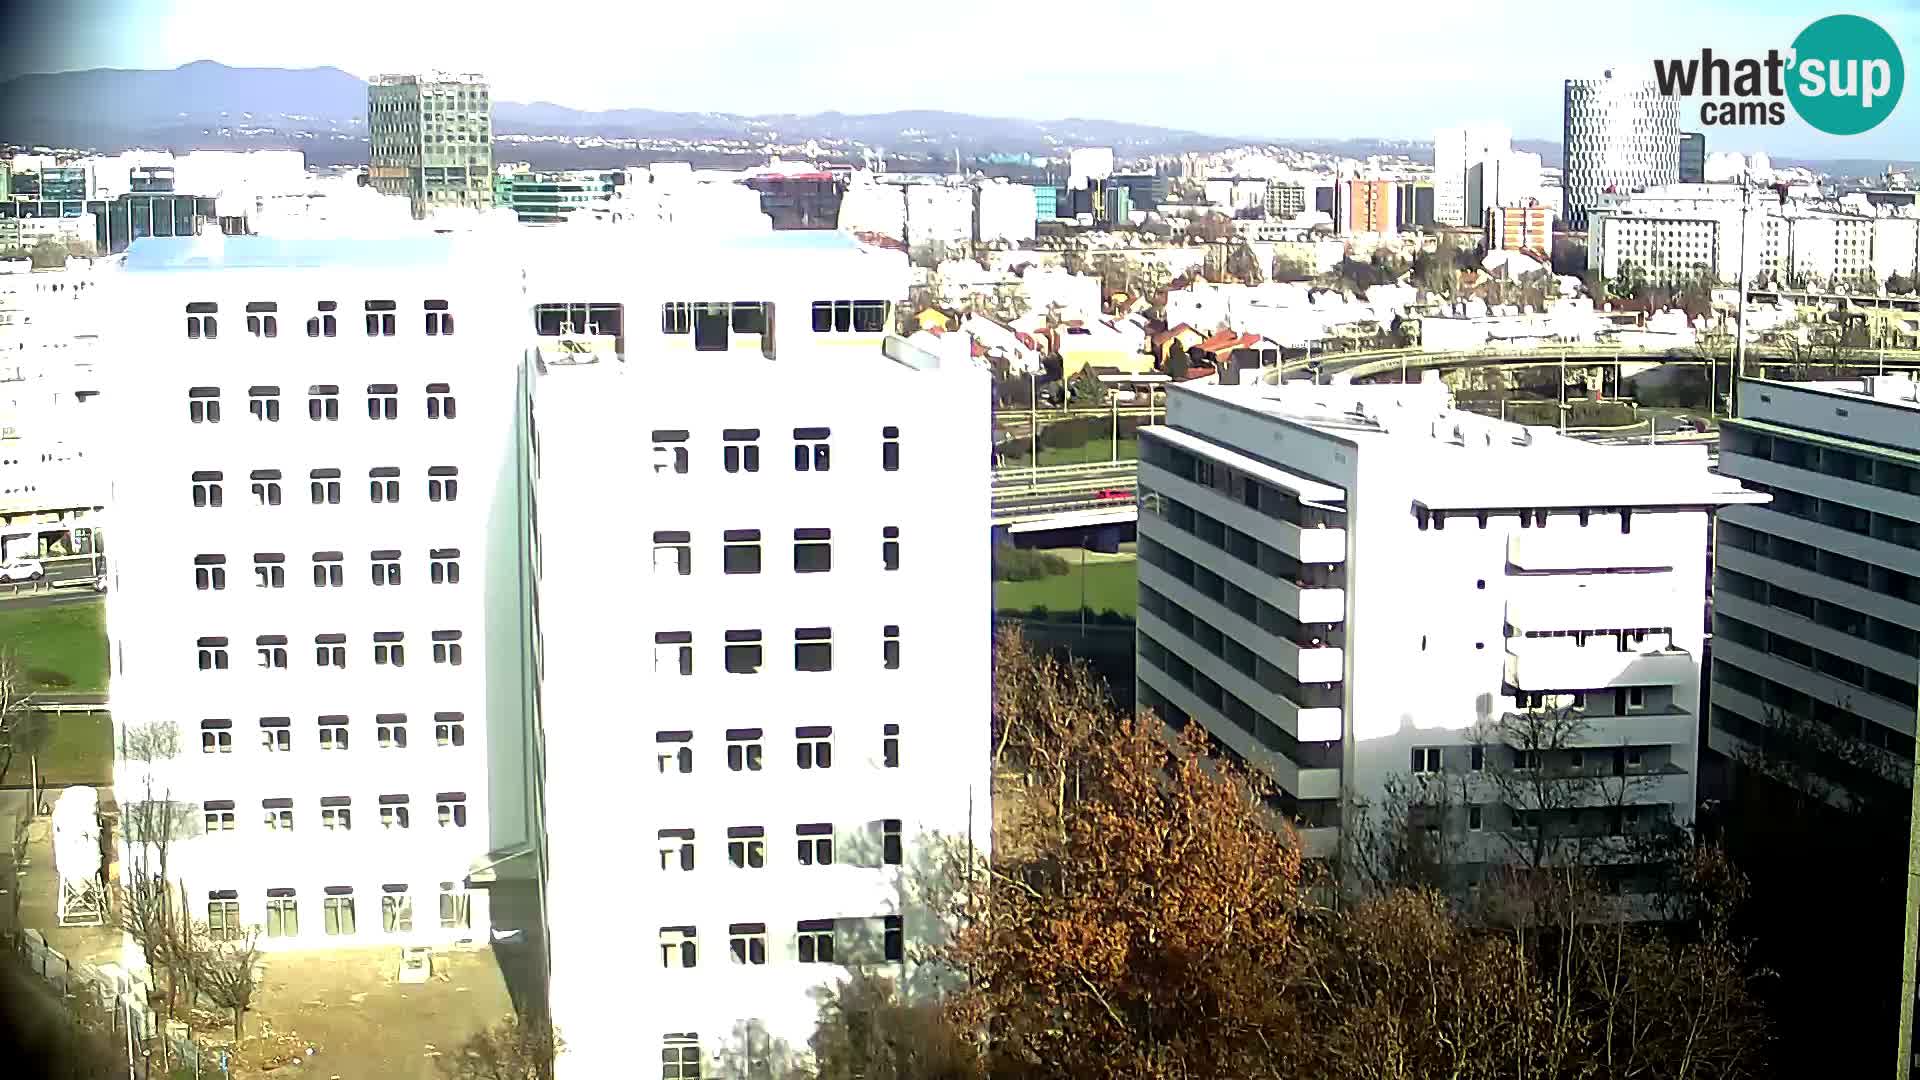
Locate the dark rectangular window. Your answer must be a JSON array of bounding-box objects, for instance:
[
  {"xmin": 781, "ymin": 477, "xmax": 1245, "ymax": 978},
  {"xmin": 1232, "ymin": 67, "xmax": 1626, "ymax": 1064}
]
[
  {"xmin": 794, "ymin": 627, "xmax": 832, "ymax": 673},
  {"xmin": 723, "ymin": 530, "xmax": 762, "ymax": 575},
  {"xmin": 793, "ymin": 529, "xmax": 832, "ymax": 573},
  {"xmin": 725, "ymin": 630, "xmax": 763, "ymax": 674}
]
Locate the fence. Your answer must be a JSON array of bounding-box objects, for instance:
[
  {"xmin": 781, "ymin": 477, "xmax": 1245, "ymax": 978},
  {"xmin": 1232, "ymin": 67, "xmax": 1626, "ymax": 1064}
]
[{"xmin": 14, "ymin": 927, "xmax": 203, "ymax": 1073}]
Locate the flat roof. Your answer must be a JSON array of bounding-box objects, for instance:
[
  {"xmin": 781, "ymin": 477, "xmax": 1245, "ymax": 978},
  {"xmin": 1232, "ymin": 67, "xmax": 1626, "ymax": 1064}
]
[
  {"xmin": 1142, "ymin": 425, "xmax": 1346, "ymax": 507},
  {"xmin": 1744, "ymin": 375, "xmax": 1920, "ymax": 414}
]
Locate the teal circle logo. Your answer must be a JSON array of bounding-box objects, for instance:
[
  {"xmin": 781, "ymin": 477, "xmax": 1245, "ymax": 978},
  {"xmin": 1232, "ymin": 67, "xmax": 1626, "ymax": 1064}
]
[{"xmin": 1787, "ymin": 14, "xmax": 1904, "ymax": 135}]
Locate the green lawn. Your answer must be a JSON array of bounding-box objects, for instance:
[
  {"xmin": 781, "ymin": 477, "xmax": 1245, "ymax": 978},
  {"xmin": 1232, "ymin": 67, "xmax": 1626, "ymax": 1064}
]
[
  {"xmin": 21, "ymin": 711, "xmax": 112, "ymax": 787},
  {"xmin": 0, "ymin": 598, "xmax": 109, "ymax": 692},
  {"xmin": 995, "ymin": 555, "xmax": 1138, "ymax": 618},
  {"xmin": 999, "ymin": 436, "xmax": 1140, "ymax": 468}
]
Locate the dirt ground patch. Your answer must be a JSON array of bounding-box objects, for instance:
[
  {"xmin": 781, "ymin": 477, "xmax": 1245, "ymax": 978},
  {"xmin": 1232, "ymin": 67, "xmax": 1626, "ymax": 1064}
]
[{"xmin": 204, "ymin": 945, "xmax": 512, "ymax": 1079}]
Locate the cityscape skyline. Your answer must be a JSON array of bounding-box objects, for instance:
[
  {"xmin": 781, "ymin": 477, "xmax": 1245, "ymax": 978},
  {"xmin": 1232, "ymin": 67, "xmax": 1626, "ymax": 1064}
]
[{"xmin": 2, "ymin": 0, "xmax": 1914, "ymax": 160}]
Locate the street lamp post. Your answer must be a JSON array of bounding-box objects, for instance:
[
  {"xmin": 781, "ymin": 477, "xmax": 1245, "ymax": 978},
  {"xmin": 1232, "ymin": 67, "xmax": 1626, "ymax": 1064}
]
[
  {"xmin": 1028, "ymin": 371, "xmax": 1037, "ymax": 486},
  {"xmin": 1733, "ymin": 182, "xmax": 1757, "ymax": 417},
  {"xmin": 1110, "ymin": 390, "xmax": 1119, "ymax": 463}
]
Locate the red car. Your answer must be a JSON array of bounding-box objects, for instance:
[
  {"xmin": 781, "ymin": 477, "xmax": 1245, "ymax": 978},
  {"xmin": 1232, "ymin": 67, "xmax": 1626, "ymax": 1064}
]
[{"xmin": 1096, "ymin": 489, "xmax": 1134, "ymax": 501}]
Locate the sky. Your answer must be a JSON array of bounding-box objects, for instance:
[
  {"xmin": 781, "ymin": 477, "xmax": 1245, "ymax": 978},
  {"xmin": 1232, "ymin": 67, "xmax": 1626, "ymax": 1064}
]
[{"xmin": 3, "ymin": 0, "xmax": 1918, "ymax": 159}]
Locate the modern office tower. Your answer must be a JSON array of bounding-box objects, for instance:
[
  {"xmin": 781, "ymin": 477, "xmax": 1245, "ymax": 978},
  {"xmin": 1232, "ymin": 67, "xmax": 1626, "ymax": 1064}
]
[
  {"xmin": 1711, "ymin": 374, "xmax": 1920, "ymax": 805},
  {"xmin": 1563, "ymin": 67, "xmax": 1681, "ymax": 230},
  {"xmin": 102, "ymin": 236, "xmax": 526, "ymax": 953},
  {"xmin": 1433, "ymin": 126, "xmax": 1511, "ymax": 227},
  {"xmin": 1134, "ymin": 379, "xmax": 1761, "ymax": 862},
  {"xmin": 367, "ymin": 73, "xmax": 494, "ymax": 218},
  {"xmin": 1679, "ymin": 132, "xmax": 1706, "ymax": 184},
  {"xmin": 520, "ymin": 232, "xmax": 992, "ymax": 1078}
]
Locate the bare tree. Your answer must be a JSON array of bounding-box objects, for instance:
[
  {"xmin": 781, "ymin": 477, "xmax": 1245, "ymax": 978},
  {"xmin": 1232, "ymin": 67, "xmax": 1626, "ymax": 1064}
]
[
  {"xmin": 1342, "ymin": 770, "xmax": 1473, "ymax": 900},
  {"xmin": 116, "ymin": 721, "xmax": 199, "ymax": 1031},
  {"xmin": 196, "ymin": 926, "xmax": 264, "ymax": 1044},
  {"xmin": 436, "ymin": 1012, "xmax": 565, "ymax": 1080},
  {"xmin": 0, "ymin": 648, "xmax": 43, "ymax": 785},
  {"xmin": 715, "ymin": 1018, "xmax": 804, "ymax": 1080}
]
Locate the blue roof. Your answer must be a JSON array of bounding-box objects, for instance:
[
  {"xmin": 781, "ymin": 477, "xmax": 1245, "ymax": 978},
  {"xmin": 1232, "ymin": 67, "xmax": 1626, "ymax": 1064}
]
[{"xmin": 121, "ymin": 236, "xmax": 459, "ymax": 273}]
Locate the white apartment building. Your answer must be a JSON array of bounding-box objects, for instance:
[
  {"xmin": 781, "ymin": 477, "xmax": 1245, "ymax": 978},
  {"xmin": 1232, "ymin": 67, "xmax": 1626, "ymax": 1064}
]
[
  {"xmin": 974, "ymin": 180, "xmax": 1037, "ymax": 245},
  {"xmin": 101, "ymin": 236, "xmax": 526, "ymax": 954},
  {"xmin": 1135, "ymin": 379, "xmax": 1761, "ymax": 862},
  {"xmin": 1434, "ymin": 126, "xmax": 1511, "ymax": 227},
  {"xmin": 519, "ymin": 232, "xmax": 992, "ymax": 1078},
  {"xmin": 1711, "ymin": 374, "xmax": 1920, "ymax": 805},
  {"xmin": 1467, "ymin": 150, "xmax": 1542, "ymax": 223},
  {"xmin": 903, "ymin": 183, "xmax": 973, "ymax": 250}
]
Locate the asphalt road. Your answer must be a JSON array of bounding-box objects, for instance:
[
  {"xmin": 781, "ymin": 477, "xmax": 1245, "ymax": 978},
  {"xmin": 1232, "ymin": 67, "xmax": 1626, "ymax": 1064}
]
[{"xmin": 0, "ymin": 589, "xmax": 101, "ymax": 612}]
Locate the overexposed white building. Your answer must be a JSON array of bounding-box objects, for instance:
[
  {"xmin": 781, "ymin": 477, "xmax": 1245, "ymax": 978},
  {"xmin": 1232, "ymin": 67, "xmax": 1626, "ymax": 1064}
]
[
  {"xmin": 904, "ymin": 183, "xmax": 973, "ymax": 250},
  {"xmin": 1135, "ymin": 379, "xmax": 1763, "ymax": 862},
  {"xmin": 974, "ymin": 180, "xmax": 1037, "ymax": 245},
  {"xmin": 1434, "ymin": 126, "xmax": 1512, "ymax": 227}
]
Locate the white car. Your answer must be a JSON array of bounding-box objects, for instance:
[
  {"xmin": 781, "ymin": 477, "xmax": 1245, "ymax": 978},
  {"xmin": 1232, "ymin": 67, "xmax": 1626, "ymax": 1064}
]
[{"xmin": 0, "ymin": 559, "xmax": 45, "ymax": 583}]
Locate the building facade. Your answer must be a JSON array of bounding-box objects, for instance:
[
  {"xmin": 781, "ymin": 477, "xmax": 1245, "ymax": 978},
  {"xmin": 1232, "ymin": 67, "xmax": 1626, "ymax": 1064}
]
[
  {"xmin": 367, "ymin": 73, "xmax": 494, "ymax": 218},
  {"xmin": 1135, "ymin": 380, "xmax": 1760, "ymax": 868},
  {"xmin": 1339, "ymin": 180, "xmax": 1398, "ymax": 236},
  {"xmin": 1679, "ymin": 132, "xmax": 1706, "ymax": 184},
  {"xmin": 1434, "ymin": 127, "xmax": 1511, "ymax": 228},
  {"xmin": 974, "ymin": 180, "xmax": 1037, "ymax": 245},
  {"xmin": 1710, "ymin": 374, "xmax": 1920, "ymax": 806},
  {"xmin": 1487, "ymin": 203, "xmax": 1555, "ymax": 258},
  {"xmin": 1265, "ymin": 180, "xmax": 1307, "ymax": 222},
  {"xmin": 1563, "ymin": 69, "xmax": 1681, "ymax": 230}
]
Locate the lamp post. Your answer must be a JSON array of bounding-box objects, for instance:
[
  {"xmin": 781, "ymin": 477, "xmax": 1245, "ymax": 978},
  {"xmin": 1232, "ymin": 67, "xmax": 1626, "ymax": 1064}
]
[{"xmin": 1028, "ymin": 370, "xmax": 1037, "ymax": 486}]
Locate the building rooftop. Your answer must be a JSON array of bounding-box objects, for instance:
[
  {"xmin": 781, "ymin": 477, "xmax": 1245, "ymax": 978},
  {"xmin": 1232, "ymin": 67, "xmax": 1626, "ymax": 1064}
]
[
  {"xmin": 1746, "ymin": 373, "xmax": 1920, "ymax": 413},
  {"xmin": 1183, "ymin": 380, "xmax": 1765, "ymax": 511}
]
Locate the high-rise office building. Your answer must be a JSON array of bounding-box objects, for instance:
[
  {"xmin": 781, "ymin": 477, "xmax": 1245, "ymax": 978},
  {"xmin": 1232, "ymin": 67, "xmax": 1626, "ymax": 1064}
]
[
  {"xmin": 1135, "ymin": 380, "xmax": 1760, "ymax": 863},
  {"xmin": 1563, "ymin": 68, "xmax": 1681, "ymax": 230},
  {"xmin": 1679, "ymin": 132, "xmax": 1706, "ymax": 184},
  {"xmin": 367, "ymin": 73, "xmax": 494, "ymax": 219}
]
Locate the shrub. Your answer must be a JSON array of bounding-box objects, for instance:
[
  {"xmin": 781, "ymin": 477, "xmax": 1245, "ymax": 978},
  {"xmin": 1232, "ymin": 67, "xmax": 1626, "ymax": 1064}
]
[{"xmin": 993, "ymin": 545, "xmax": 1070, "ymax": 582}]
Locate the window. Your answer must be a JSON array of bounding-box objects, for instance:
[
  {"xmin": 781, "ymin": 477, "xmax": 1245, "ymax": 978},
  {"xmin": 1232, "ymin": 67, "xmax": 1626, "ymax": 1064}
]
[
  {"xmin": 435, "ymin": 712, "xmax": 466, "ymax": 747},
  {"xmin": 373, "ymin": 632, "xmax": 406, "ymax": 667},
  {"xmin": 381, "ymin": 887, "xmax": 414, "ymax": 933},
  {"xmin": 188, "ymin": 387, "xmax": 221, "ymax": 424},
  {"xmin": 811, "ymin": 300, "xmax": 887, "ymax": 333},
  {"xmin": 312, "ymin": 551, "xmax": 345, "ymax": 588},
  {"xmin": 324, "ymin": 889, "xmax": 357, "ymax": 936},
  {"xmin": 656, "ymin": 731, "xmax": 694, "ymax": 774},
  {"xmin": 797, "ymin": 823, "xmax": 834, "ymax": 865},
  {"xmin": 185, "ymin": 301, "xmax": 218, "ymax": 340},
  {"xmin": 192, "ymin": 470, "xmax": 224, "ymax": 508},
  {"xmin": 653, "ymin": 531, "xmax": 692, "ymax": 576},
  {"xmin": 200, "ymin": 719, "xmax": 232, "ymax": 754},
  {"xmin": 794, "ymin": 628, "xmax": 833, "ymax": 672},
  {"xmin": 661, "ymin": 302, "xmax": 692, "ymax": 335},
  {"xmin": 730, "ymin": 301, "xmax": 768, "ymax": 335},
  {"xmin": 256, "ymin": 635, "xmax": 288, "ymax": 670},
  {"xmin": 379, "ymin": 795, "xmax": 412, "ymax": 829},
  {"xmin": 309, "ymin": 469, "xmax": 342, "ymax": 505},
  {"xmin": 207, "ymin": 892, "xmax": 241, "ymax": 940},
  {"xmin": 723, "ymin": 429, "xmax": 760, "ymax": 473},
  {"xmin": 730, "ymin": 922, "xmax": 768, "ymax": 965},
  {"xmin": 882, "ymin": 819, "xmax": 904, "ymax": 865},
  {"xmin": 424, "ymin": 299, "xmax": 455, "ymax": 336},
  {"xmin": 1626, "ymin": 687, "xmax": 1646, "ymax": 710},
  {"xmin": 259, "ymin": 717, "xmax": 291, "ymax": 752},
  {"xmin": 793, "ymin": 529, "xmax": 832, "ymax": 573},
  {"xmin": 692, "ymin": 302, "xmax": 730, "ymax": 351},
  {"xmin": 796, "ymin": 919, "xmax": 835, "ymax": 963},
  {"xmin": 320, "ymin": 795, "xmax": 352, "ymax": 829},
  {"xmin": 725, "ymin": 630, "xmax": 763, "ymax": 674},
  {"xmin": 723, "ymin": 530, "xmax": 762, "ymax": 575},
  {"xmin": 1469, "ymin": 805, "xmax": 1484, "ymax": 831},
  {"xmin": 1411, "ymin": 747, "xmax": 1443, "ymax": 774},
  {"xmin": 654, "ymin": 631, "xmax": 693, "ymax": 676},
  {"xmin": 365, "ymin": 299, "xmax": 397, "ymax": 337},
  {"xmin": 369, "ymin": 467, "xmax": 401, "ymax": 503},
  {"xmin": 437, "ymin": 792, "xmax": 468, "ymax": 828},
  {"xmin": 426, "ymin": 382, "xmax": 456, "ymax": 419},
  {"xmin": 307, "ymin": 301, "xmax": 338, "ymax": 338},
  {"xmin": 376, "ymin": 714, "xmax": 408, "ymax": 749},
  {"xmin": 796, "ymin": 726, "xmax": 833, "ymax": 769},
  {"xmin": 728, "ymin": 826, "xmax": 767, "ymax": 869},
  {"xmin": 371, "ymin": 550, "xmax": 402, "ymax": 586},
  {"xmin": 249, "ymin": 470, "xmax": 283, "ymax": 507},
  {"xmin": 308, "ymin": 385, "xmax": 340, "ymax": 421},
  {"xmin": 659, "ymin": 926, "xmax": 698, "ymax": 969},
  {"xmin": 203, "ymin": 800, "xmax": 236, "ymax": 832},
  {"xmin": 194, "ymin": 554, "xmax": 227, "ymax": 591},
  {"xmin": 245, "ymin": 385, "xmax": 282, "ymax": 423},
  {"xmin": 884, "ymin": 915, "xmax": 904, "ymax": 962},
  {"xmin": 427, "ymin": 466, "xmax": 459, "ymax": 502},
  {"xmin": 721, "ymin": 726, "xmax": 767, "ymax": 772},
  {"xmin": 882, "ymin": 426, "xmax": 900, "ymax": 472},
  {"xmin": 662, "ymin": 1035, "xmax": 703, "ymax": 1080},
  {"xmin": 652, "ymin": 430, "xmax": 690, "ymax": 475},
  {"xmin": 243, "ymin": 553, "xmax": 285, "ymax": 591},
  {"xmin": 883, "ymin": 723, "xmax": 900, "ymax": 768},
  {"xmin": 883, "ymin": 526, "xmax": 900, "ymax": 571},
  {"xmin": 883, "ymin": 625, "xmax": 901, "ymax": 670},
  {"xmin": 430, "ymin": 549, "xmax": 462, "ymax": 584},
  {"xmin": 265, "ymin": 890, "xmax": 299, "ymax": 938},
  {"xmin": 318, "ymin": 715, "xmax": 349, "ymax": 751},
  {"xmin": 433, "ymin": 630, "xmax": 463, "ymax": 667},
  {"xmin": 197, "ymin": 636, "xmax": 230, "ymax": 671},
  {"xmin": 1513, "ymin": 749, "xmax": 1540, "ymax": 770},
  {"xmin": 658, "ymin": 828, "xmax": 695, "ymax": 871},
  {"xmin": 1470, "ymin": 745, "xmax": 1484, "ymax": 772},
  {"xmin": 367, "ymin": 384, "xmax": 400, "ymax": 420},
  {"xmin": 793, "ymin": 427, "xmax": 831, "ymax": 472},
  {"xmin": 262, "ymin": 798, "xmax": 294, "ymax": 831}
]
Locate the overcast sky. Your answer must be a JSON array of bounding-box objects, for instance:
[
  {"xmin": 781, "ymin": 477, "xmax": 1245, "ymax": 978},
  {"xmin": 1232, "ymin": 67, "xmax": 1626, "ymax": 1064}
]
[{"xmin": 3, "ymin": 0, "xmax": 1916, "ymax": 159}]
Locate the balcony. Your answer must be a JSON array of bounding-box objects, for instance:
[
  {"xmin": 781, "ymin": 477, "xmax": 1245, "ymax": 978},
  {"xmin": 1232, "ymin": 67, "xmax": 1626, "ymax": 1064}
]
[
  {"xmin": 1498, "ymin": 708, "xmax": 1694, "ymax": 749},
  {"xmin": 1503, "ymin": 642, "xmax": 1695, "ymax": 693},
  {"xmin": 1139, "ymin": 461, "xmax": 1347, "ymax": 566},
  {"xmin": 1504, "ymin": 581, "xmax": 1686, "ymax": 635},
  {"xmin": 1507, "ymin": 530, "xmax": 1676, "ymax": 572}
]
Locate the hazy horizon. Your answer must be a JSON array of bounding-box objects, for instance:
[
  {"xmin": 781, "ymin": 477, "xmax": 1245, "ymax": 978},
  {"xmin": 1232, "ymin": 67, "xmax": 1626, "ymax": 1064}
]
[{"xmin": 2, "ymin": 0, "xmax": 1916, "ymax": 158}]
